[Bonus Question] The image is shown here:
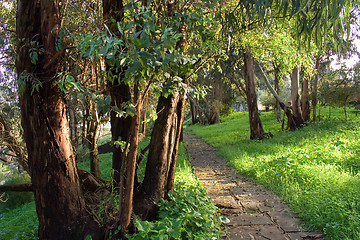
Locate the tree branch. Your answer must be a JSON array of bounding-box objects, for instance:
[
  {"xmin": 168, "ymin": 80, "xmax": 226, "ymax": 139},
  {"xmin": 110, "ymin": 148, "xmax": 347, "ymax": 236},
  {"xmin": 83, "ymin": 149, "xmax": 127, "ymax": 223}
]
[{"xmin": 0, "ymin": 184, "xmax": 33, "ymax": 192}]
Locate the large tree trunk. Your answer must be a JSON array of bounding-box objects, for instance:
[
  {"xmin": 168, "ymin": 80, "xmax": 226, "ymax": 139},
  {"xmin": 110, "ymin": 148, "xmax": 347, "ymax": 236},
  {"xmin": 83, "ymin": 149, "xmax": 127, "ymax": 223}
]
[
  {"xmin": 135, "ymin": 93, "xmax": 185, "ymax": 219},
  {"xmin": 301, "ymin": 77, "xmax": 310, "ymax": 122},
  {"xmin": 312, "ymin": 57, "xmax": 320, "ymax": 122},
  {"xmin": 16, "ymin": 1, "xmax": 95, "ymax": 238},
  {"xmin": 0, "ymin": 114, "xmax": 29, "ymax": 172},
  {"xmin": 291, "ymin": 67, "xmax": 305, "ymax": 125},
  {"xmin": 243, "ymin": 50, "xmax": 265, "ymax": 140}
]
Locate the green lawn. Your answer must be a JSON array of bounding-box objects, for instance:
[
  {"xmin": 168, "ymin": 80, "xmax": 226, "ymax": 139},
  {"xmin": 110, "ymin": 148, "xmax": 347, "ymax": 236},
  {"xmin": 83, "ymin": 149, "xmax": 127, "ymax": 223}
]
[{"xmin": 186, "ymin": 109, "xmax": 360, "ymax": 240}]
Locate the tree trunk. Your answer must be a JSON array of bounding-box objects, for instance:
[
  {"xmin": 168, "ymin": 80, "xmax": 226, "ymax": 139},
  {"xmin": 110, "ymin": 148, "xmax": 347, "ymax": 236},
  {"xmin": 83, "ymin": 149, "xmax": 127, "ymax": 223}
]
[
  {"xmin": 118, "ymin": 86, "xmax": 143, "ymax": 236},
  {"xmin": 85, "ymin": 96, "xmax": 101, "ymax": 178},
  {"xmin": 301, "ymin": 77, "xmax": 310, "ymax": 122},
  {"xmin": 243, "ymin": 50, "xmax": 265, "ymax": 140},
  {"xmin": 312, "ymin": 57, "xmax": 320, "ymax": 122},
  {"xmin": 273, "ymin": 65, "xmax": 282, "ymax": 122},
  {"xmin": 68, "ymin": 90, "xmax": 78, "ymax": 147},
  {"xmin": 16, "ymin": 1, "xmax": 96, "ymax": 238},
  {"xmin": 140, "ymin": 92, "xmax": 148, "ymax": 137},
  {"xmin": 0, "ymin": 114, "xmax": 29, "ymax": 172},
  {"xmin": 291, "ymin": 67, "xmax": 303, "ymax": 121},
  {"xmin": 255, "ymin": 61, "xmax": 302, "ymax": 130},
  {"xmin": 135, "ymin": 93, "xmax": 185, "ymax": 219},
  {"xmin": 103, "ymin": 0, "xmax": 133, "ymax": 191}
]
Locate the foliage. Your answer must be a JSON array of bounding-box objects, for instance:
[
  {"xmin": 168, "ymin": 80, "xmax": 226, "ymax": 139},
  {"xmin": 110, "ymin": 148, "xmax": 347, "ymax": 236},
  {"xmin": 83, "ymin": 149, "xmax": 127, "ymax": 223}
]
[
  {"xmin": 187, "ymin": 111, "xmax": 360, "ymax": 240},
  {"xmin": 319, "ymin": 61, "xmax": 360, "ymax": 116}
]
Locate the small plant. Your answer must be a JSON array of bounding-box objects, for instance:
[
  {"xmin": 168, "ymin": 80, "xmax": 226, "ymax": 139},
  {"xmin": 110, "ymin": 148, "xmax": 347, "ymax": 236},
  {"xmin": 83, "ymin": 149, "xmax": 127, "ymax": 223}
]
[{"xmin": 127, "ymin": 181, "xmax": 221, "ymax": 240}]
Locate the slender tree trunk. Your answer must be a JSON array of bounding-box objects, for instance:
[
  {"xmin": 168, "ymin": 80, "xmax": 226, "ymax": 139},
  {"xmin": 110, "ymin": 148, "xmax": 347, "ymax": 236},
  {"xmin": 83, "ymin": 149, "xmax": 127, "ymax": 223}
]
[
  {"xmin": 82, "ymin": 101, "xmax": 89, "ymax": 145},
  {"xmin": 312, "ymin": 57, "xmax": 320, "ymax": 122},
  {"xmin": 290, "ymin": 67, "xmax": 305, "ymax": 127},
  {"xmin": 301, "ymin": 77, "xmax": 310, "ymax": 122},
  {"xmin": 273, "ymin": 65, "xmax": 282, "ymax": 122},
  {"xmin": 68, "ymin": 90, "xmax": 78, "ymax": 147},
  {"xmin": 118, "ymin": 85, "xmax": 143, "ymax": 236},
  {"xmin": 140, "ymin": 92, "xmax": 148, "ymax": 137},
  {"xmin": 256, "ymin": 61, "xmax": 301, "ymax": 130},
  {"xmin": 16, "ymin": 1, "xmax": 95, "ymax": 238},
  {"xmin": 103, "ymin": 0, "xmax": 133, "ymax": 191},
  {"xmin": 243, "ymin": 50, "xmax": 265, "ymax": 140},
  {"xmin": 85, "ymin": 96, "xmax": 101, "ymax": 178},
  {"xmin": 291, "ymin": 67, "xmax": 303, "ymax": 120},
  {"xmin": 135, "ymin": 93, "xmax": 185, "ymax": 219}
]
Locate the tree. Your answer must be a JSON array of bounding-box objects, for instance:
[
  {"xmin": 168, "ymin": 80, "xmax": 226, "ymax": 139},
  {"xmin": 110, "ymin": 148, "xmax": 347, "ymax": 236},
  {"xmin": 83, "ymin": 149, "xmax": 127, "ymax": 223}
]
[
  {"xmin": 320, "ymin": 63, "xmax": 360, "ymax": 120},
  {"xmin": 290, "ymin": 67, "xmax": 305, "ymax": 124},
  {"xmin": 16, "ymin": 0, "xmax": 101, "ymax": 238},
  {"xmin": 243, "ymin": 50, "xmax": 267, "ymax": 139}
]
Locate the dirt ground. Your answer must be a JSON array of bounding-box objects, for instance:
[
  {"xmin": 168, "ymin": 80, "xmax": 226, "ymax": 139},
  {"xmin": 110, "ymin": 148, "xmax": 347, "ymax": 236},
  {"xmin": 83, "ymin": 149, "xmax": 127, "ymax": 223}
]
[{"xmin": 184, "ymin": 133, "xmax": 325, "ymax": 240}]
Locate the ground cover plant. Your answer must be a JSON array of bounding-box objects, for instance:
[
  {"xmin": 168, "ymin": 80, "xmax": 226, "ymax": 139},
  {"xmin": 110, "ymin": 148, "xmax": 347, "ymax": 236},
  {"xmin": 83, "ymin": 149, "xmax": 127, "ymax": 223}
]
[
  {"xmin": 186, "ymin": 108, "xmax": 360, "ymax": 240},
  {"xmin": 0, "ymin": 141, "xmax": 221, "ymax": 239}
]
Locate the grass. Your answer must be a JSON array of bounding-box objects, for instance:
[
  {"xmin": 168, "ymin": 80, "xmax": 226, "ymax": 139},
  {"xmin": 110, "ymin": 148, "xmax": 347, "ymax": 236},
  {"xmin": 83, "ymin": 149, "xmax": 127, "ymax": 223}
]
[
  {"xmin": 0, "ymin": 139, "xmax": 221, "ymax": 239},
  {"xmin": 186, "ymin": 107, "xmax": 360, "ymax": 240}
]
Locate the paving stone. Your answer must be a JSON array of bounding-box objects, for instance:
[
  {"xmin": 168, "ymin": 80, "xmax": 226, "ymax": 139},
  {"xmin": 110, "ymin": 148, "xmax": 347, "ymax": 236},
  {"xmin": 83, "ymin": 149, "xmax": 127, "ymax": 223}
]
[
  {"xmin": 267, "ymin": 211, "xmax": 302, "ymax": 232},
  {"xmin": 226, "ymin": 213, "xmax": 273, "ymax": 226},
  {"xmin": 259, "ymin": 225, "xmax": 288, "ymax": 240}
]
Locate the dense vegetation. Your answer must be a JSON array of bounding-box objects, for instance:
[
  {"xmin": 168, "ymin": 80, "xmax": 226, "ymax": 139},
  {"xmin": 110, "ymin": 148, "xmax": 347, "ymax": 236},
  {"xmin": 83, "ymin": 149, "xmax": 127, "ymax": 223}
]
[
  {"xmin": 1, "ymin": 0, "xmax": 359, "ymax": 238},
  {"xmin": 0, "ymin": 140, "xmax": 222, "ymax": 239},
  {"xmin": 187, "ymin": 108, "xmax": 360, "ymax": 240}
]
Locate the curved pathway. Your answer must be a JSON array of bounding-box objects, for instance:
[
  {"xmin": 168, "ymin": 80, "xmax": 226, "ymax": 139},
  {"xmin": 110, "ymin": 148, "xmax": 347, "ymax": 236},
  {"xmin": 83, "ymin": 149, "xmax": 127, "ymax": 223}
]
[{"xmin": 184, "ymin": 133, "xmax": 325, "ymax": 240}]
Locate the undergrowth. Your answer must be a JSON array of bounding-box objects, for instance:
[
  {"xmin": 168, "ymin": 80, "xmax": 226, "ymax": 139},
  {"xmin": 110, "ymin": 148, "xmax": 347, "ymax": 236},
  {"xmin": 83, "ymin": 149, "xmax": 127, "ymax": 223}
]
[
  {"xmin": 127, "ymin": 142, "xmax": 222, "ymax": 240},
  {"xmin": 0, "ymin": 140, "xmax": 221, "ymax": 239},
  {"xmin": 186, "ymin": 108, "xmax": 360, "ymax": 240}
]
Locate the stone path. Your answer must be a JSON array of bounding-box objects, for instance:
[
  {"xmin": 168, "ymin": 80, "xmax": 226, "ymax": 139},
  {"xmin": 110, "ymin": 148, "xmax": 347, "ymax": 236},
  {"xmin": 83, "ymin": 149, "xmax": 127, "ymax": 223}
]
[{"xmin": 184, "ymin": 133, "xmax": 325, "ymax": 240}]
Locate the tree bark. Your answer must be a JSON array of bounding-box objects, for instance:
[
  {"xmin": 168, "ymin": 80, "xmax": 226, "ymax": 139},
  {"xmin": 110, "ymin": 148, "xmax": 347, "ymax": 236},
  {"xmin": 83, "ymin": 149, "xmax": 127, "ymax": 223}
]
[
  {"xmin": 243, "ymin": 50, "xmax": 265, "ymax": 140},
  {"xmin": 16, "ymin": 1, "xmax": 94, "ymax": 238},
  {"xmin": 273, "ymin": 64, "xmax": 282, "ymax": 121},
  {"xmin": 68, "ymin": 90, "xmax": 78, "ymax": 147},
  {"xmin": 118, "ymin": 86, "xmax": 142, "ymax": 236},
  {"xmin": 85, "ymin": 95, "xmax": 101, "ymax": 178},
  {"xmin": 103, "ymin": 0, "xmax": 133, "ymax": 191},
  {"xmin": 291, "ymin": 67, "xmax": 305, "ymax": 124},
  {"xmin": 301, "ymin": 77, "xmax": 310, "ymax": 122},
  {"xmin": 135, "ymin": 92, "xmax": 185, "ymax": 219}
]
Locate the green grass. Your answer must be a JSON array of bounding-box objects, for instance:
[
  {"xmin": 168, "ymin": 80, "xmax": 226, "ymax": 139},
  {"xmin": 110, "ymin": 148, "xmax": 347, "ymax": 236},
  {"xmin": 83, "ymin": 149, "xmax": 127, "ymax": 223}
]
[
  {"xmin": 0, "ymin": 139, "xmax": 221, "ymax": 239},
  {"xmin": 186, "ymin": 109, "xmax": 360, "ymax": 240}
]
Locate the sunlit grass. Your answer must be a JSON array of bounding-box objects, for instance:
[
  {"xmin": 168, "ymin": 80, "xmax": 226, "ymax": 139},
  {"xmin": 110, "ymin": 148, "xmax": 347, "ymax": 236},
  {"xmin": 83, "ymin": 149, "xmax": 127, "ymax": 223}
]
[{"xmin": 186, "ymin": 108, "xmax": 360, "ymax": 240}]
